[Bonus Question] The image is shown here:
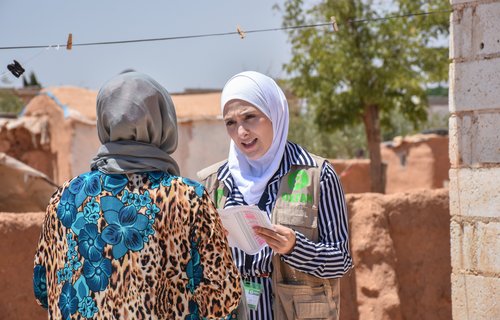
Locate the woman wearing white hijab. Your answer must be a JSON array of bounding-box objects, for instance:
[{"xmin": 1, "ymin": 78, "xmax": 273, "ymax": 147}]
[
  {"xmin": 33, "ymin": 72, "xmax": 242, "ymax": 319},
  {"xmin": 198, "ymin": 71, "xmax": 353, "ymax": 319}
]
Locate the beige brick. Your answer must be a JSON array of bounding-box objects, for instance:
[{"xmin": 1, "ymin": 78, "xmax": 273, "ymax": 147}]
[
  {"xmin": 449, "ymin": 167, "xmax": 500, "ymax": 218},
  {"xmin": 474, "ymin": 112, "xmax": 500, "ymax": 163},
  {"xmin": 450, "ymin": 6, "xmax": 473, "ymax": 59},
  {"xmin": 451, "ymin": 2, "xmax": 500, "ymax": 59},
  {"xmin": 448, "ymin": 112, "xmax": 500, "ymax": 165},
  {"xmin": 452, "ymin": 274, "xmax": 500, "ymax": 320},
  {"xmin": 450, "ymin": 220, "xmax": 464, "ymax": 270},
  {"xmin": 448, "ymin": 114, "xmax": 473, "ymax": 166},
  {"xmin": 449, "ymin": 116, "xmax": 459, "ymax": 165},
  {"xmin": 450, "ymin": 58, "xmax": 500, "ymax": 112},
  {"xmin": 451, "ymin": 220, "xmax": 500, "ymax": 273},
  {"xmin": 475, "ymin": 2, "xmax": 500, "ymax": 56},
  {"xmin": 476, "ymin": 221, "xmax": 500, "ymax": 273}
]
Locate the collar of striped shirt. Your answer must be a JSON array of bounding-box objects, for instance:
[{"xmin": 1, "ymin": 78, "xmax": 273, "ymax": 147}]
[{"xmin": 216, "ymin": 141, "xmax": 318, "ymax": 188}]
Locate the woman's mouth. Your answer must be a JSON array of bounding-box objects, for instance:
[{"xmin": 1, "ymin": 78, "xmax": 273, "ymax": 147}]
[{"xmin": 241, "ymin": 138, "xmax": 257, "ymax": 149}]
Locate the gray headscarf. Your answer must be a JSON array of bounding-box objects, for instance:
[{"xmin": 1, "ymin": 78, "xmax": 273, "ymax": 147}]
[{"xmin": 91, "ymin": 72, "xmax": 180, "ymax": 175}]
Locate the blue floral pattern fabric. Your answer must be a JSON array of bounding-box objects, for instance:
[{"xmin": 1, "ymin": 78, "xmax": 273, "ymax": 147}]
[
  {"xmin": 33, "ymin": 265, "xmax": 48, "ymax": 309},
  {"xmin": 33, "ymin": 171, "xmax": 241, "ymax": 319}
]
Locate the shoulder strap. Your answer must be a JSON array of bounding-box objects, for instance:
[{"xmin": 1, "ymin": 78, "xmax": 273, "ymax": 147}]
[
  {"xmin": 309, "ymin": 154, "xmax": 326, "ymax": 208},
  {"xmin": 197, "ymin": 159, "xmax": 226, "ymax": 182},
  {"xmin": 197, "ymin": 160, "xmax": 228, "ymax": 209}
]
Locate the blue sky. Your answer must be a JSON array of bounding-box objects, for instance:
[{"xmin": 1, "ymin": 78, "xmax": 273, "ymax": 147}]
[{"xmin": 0, "ymin": 0, "xmax": 291, "ymax": 93}]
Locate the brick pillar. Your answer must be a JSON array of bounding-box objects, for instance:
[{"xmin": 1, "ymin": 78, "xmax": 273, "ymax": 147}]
[{"xmin": 449, "ymin": 0, "xmax": 500, "ymax": 319}]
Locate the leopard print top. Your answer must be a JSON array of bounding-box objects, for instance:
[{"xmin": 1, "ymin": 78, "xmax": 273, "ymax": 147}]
[{"xmin": 33, "ymin": 170, "xmax": 241, "ymax": 319}]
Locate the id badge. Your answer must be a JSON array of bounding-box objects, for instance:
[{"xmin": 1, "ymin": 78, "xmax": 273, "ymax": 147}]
[{"xmin": 243, "ymin": 281, "xmax": 263, "ymax": 311}]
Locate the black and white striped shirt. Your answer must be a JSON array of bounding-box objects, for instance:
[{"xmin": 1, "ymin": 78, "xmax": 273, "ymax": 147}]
[{"xmin": 217, "ymin": 141, "xmax": 352, "ymax": 319}]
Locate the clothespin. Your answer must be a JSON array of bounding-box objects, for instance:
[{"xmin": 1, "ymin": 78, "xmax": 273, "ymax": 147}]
[
  {"xmin": 66, "ymin": 33, "xmax": 73, "ymax": 50},
  {"xmin": 237, "ymin": 25, "xmax": 246, "ymax": 39},
  {"xmin": 331, "ymin": 16, "xmax": 339, "ymax": 32},
  {"xmin": 7, "ymin": 60, "xmax": 25, "ymax": 78}
]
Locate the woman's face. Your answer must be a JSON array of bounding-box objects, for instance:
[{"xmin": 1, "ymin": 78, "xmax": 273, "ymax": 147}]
[{"xmin": 223, "ymin": 99, "xmax": 273, "ymax": 160}]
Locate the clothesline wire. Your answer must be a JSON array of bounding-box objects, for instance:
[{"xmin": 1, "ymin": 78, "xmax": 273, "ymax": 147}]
[
  {"xmin": 0, "ymin": 9, "xmax": 451, "ymax": 79},
  {"xmin": 0, "ymin": 9, "xmax": 452, "ymax": 51}
]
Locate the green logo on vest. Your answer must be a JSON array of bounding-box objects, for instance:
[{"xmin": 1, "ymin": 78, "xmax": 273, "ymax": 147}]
[
  {"xmin": 281, "ymin": 193, "xmax": 313, "ymax": 204},
  {"xmin": 216, "ymin": 188, "xmax": 224, "ymax": 208},
  {"xmin": 283, "ymin": 169, "xmax": 312, "ymax": 204},
  {"xmin": 288, "ymin": 169, "xmax": 309, "ymax": 190}
]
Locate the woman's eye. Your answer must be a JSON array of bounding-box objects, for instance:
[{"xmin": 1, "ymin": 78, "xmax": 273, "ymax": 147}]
[
  {"xmin": 225, "ymin": 120, "xmax": 235, "ymax": 126},
  {"xmin": 245, "ymin": 114, "xmax": 256, "ymax": 120}
]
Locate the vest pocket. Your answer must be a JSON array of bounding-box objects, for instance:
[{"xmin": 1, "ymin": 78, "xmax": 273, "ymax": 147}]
[
  {"xmin": 274, "ymin": 205, "xmax": 318, "ymax": 241},
  {"xmin": 275, "ymin": 283, "xmax": 337, "ymax": 319}
]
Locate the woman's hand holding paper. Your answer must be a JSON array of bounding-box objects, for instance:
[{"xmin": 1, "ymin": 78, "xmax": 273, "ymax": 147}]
[{"xmin": 253, "ymin": 225, "xmax": 296, "ymax": 255}]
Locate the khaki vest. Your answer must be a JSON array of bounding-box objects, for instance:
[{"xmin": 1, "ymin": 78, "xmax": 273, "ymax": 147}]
[{"xmin": 198, "ymin": 155, "xmax": 340, "ymax": 320}]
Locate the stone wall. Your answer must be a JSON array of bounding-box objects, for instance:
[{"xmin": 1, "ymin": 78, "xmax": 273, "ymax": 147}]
[
  {"xmin": 331, "ymin": 134, "xmax": 450, "ymax": 194},
  {"xmin": 0, "ymin": 153, "xmax": 56, "ymax": 212},
  {"xmin": 175, "ymin": 118, "xmax": 230, "ymax": 179},
  {"xmin": 0, "ymin": 212, "xmax": 46, "ymax": 319},
  {"xmin": 0, "ymin": 116, "xmax": 56, "ymax": 182},
  {"xmin": 2, "ymin": 103, "xmax": 450, "ymax": 192},
  {"xmin": 0, "ymin": 189, "xmax": 450, "ymax": 319},
  {"xmin": 382, "ymin": 134, "xmax": 450, "ymax": 193},
  {"xmin": 331, "ymin": 159, "xmax": 372, "ymax": 194},
  {"xmin": 340, "ymin": 189, "xmax": 451, "ymax": 320},
  {"xmin": 449, "ymin": 1, "xmax": 500, "ymax": 319}
]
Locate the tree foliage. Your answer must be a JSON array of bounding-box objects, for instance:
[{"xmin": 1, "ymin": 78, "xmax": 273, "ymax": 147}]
[
  {"xmin": 285, "ymin": 87, "xmax": 366, "ymax": 158},
  {"xmin": 282, "ymin": 0, "xmax": 450, "ymax": 192},
  {"xmin": 0, "ymin": 90, "xmax": 24, "ymax": 114},
  {"xmin": 22, "ymin": 71, "xmax": 42, "ymax": 88}
]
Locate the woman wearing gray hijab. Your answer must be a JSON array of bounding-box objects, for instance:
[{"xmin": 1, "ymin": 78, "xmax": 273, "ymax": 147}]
[{"xmin": 33, "ymin": 72, "xmax": 242, "ymax": 319}]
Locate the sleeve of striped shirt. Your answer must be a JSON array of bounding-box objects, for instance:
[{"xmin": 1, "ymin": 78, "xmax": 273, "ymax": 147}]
[{"xmin": 281, "ymin": 161, "xmax": 353, "ymax": 278}]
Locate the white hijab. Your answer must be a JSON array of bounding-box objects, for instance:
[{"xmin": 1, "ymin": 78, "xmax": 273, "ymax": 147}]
[{"xmin": 221, "ymin": 71, "xmax": 289, "ymax": 205}]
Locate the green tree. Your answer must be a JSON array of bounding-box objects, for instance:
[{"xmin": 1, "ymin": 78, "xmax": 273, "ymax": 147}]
[
  {"xmin": 285, "ymin": 87, "xmax": 366, "ymax": 158},
  {"xmin": 0, "ymin": 90, "xmax": 24, "ymax": 114},
  {"xmin": 282, "ymin": 0, "xmax": 449, "ymax": 192},
  {"xmin": 22, "ymin": 71, "xmax": 42, "ymax": 88},
  {"xmin": 22, "ymin": 75, "xmax": 29, "ymax": 87}
]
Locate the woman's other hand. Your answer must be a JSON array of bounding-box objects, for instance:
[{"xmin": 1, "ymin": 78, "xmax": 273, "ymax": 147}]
[{"xmin": 253, "ymin": 225, "xmax": 296, "ymax": 255}]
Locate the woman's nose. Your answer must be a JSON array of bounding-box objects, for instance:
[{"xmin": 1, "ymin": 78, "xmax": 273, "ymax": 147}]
[{"xmin": 237, "ymin": 124, "xmax": 249, "ymax": 137}]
